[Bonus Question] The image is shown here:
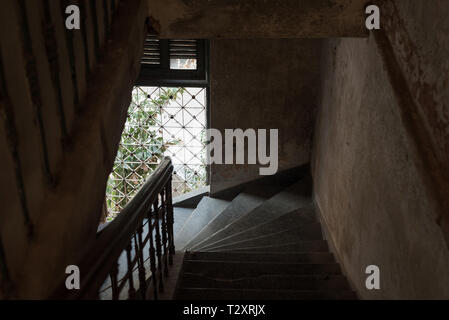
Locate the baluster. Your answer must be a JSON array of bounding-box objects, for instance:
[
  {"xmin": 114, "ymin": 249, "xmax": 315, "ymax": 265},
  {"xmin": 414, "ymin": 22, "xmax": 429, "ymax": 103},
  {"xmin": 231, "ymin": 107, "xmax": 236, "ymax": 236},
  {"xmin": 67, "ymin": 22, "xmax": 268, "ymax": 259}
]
[
  {"xmin": 160, "ymin": 190, "xmax": 169, "ymax": 277},
  {"xmin": 109, "ymin": 262, "xmax": 119, "ymax": 300},
  {"xmin": 147, "ymin": 207, "xmax": 158, "ymax": 300},
  {"xmin": 153, "ymin": 201, "xmax": 164, "ymax": 293},
  {"xmin": 166, "ymin": 180, "xmax": 175, "ymax": 264},
  {"xmin": 136, "ymin": 226, "xmax": 147, "ymax": 299},
  {"xmin": 125, "ymin": 240, "xmax": 136, "ymax": 299}
]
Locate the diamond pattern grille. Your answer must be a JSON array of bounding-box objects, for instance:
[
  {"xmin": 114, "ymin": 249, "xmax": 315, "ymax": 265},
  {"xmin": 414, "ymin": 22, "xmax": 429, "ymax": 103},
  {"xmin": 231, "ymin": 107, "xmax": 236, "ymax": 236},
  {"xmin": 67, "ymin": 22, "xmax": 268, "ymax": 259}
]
[{"xmin": 106, "ymin": 86, "xmax": 207, "ymax": 218}]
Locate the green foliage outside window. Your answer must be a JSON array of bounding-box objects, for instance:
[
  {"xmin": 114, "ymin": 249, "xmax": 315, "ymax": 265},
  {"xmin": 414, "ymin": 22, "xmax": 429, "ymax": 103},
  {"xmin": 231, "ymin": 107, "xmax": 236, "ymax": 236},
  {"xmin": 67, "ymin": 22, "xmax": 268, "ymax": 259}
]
[{"xmin": 105, "ymin": 88, "xmax": 184, "ymax": 219}]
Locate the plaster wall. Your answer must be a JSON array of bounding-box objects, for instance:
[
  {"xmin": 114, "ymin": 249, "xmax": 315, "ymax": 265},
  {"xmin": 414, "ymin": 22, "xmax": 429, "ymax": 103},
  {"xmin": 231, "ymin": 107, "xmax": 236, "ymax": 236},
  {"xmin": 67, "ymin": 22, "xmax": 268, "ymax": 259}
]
[
  {"xmin": 312, "ymin": 33, "xmax": 449, "ymax": 299},
  {"xmin": 209, "ymin": 39, "xmax": 322, "ymax": 193}
]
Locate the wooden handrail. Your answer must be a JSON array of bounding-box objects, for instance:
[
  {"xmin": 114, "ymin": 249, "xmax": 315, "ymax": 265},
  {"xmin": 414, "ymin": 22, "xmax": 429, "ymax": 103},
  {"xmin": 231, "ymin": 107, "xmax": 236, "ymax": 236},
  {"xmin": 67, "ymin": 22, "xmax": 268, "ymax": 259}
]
[{"xmin": 52, "ymin": 157, "xmax": 174, "ymax": 299}]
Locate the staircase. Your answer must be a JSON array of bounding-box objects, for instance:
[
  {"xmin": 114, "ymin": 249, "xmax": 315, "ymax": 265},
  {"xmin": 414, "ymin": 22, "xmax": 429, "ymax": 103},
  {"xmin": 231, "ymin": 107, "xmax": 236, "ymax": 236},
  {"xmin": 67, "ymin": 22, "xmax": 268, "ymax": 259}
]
[{"xmin": 172, "ymin": 177, "xmax": 357, "ymax": 300}]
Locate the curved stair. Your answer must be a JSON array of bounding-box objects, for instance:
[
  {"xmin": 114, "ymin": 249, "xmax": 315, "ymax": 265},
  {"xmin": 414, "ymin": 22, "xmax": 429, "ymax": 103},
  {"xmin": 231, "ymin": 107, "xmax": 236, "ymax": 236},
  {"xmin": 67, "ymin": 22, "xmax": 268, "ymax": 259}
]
[{"xmin": 171, "ymin": 176, "xmax": 357, "ymax": 300}]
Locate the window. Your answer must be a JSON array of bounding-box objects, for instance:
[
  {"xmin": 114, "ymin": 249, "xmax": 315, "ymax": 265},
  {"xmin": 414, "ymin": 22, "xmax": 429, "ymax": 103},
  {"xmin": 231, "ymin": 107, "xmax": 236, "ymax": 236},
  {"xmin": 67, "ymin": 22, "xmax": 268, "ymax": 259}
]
[{"xmin": 104, "ymin": 36, "xmax": 209, "ymax": 219}]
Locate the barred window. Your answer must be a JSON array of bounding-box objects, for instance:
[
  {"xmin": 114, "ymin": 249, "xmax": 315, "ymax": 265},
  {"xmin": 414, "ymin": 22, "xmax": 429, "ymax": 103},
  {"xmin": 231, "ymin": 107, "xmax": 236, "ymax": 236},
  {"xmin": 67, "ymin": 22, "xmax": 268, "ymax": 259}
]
[{"xmin": 105, "ymin": 37, "xmax": 209, "ymax": 220}]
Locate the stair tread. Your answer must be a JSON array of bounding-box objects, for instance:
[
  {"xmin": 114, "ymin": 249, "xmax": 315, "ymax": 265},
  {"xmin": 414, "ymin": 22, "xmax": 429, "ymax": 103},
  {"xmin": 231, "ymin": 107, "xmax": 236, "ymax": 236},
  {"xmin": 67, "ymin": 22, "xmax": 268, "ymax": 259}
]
[
  {"xmin": 177, "ymin": 288, "xmax": 357, "ymax": 300},
  {"xmin": 186, "ymin": 251, "xmax": 335, "ymax": 263},
  {"xmin": 194, "ymin": 207, "xmax": 317, "ymax": 251},
  {"xmin": 183, "ymin": 272, "xmax": 347, "ymax": 281},
  {"xmin": 184, "ymin": 259, "xmax": 340, "ymax": 266},
  {"xmin": 210, "ymin": 240, "xmax": 329, "ymax": 253},
  {"xmin": 175, "ymin": 196, "xmax": 231, "ymax": 249},
  {"xmin": 173, "ymin": 207, "xmax": 195, "ymax": 235},
  {"xmin": 201, "ymin": 224, "xmax": 323, "ymax": 252},
  {"xmin": 181, "ymin": 273, "xmax": 350, "ymax": 290},
  {"xmin": 183, "ymin": 260, "xmax": 342, "ymax": 278},
  {"xmin": 190, "ymin": 180, "xmax": 311, "ymax": 250},
  {"xmin": 181, "ymin": 287, "xmax": 353, "ymax": 293},
  {"xmin": 184, "ymin": 183, "xmax": 289, "ymax": 250}
]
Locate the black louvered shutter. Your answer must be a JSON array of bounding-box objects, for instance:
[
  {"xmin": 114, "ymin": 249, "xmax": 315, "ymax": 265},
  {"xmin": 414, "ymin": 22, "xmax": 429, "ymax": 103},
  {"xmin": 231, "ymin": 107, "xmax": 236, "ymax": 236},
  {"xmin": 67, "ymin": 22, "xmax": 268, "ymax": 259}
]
[
  {"xmin": 142, "ymin": 35, "xmax": 161, "ymax": 66},
  {"xmin": 137, "ymin": 35, "xmax": 208, "ymax": 86},
  {"xmin": 169, "ymin": 39, "xmax": 197, "ymax": 69}
]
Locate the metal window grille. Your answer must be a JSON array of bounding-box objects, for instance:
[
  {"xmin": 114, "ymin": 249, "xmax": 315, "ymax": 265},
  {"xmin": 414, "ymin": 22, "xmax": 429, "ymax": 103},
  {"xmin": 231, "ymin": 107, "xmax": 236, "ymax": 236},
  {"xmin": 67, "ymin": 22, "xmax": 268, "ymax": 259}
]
[{"xmin": 105, "ymin": 86, "xmax": 207, "ymax": 218}]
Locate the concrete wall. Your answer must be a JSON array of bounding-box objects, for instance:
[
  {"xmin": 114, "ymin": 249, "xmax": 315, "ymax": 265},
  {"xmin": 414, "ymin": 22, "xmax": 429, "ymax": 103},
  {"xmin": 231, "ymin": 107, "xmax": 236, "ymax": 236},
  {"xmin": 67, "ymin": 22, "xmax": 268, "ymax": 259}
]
[
  {"xmin": 145, "ymin": 0, "xmax": 367, "ymax": 38},
  {"xmin": 380, "ymin": 0, "xmax": 449, "ymax": 244},
  {"xmin": 312, "ymin": 1, "xmax": 449, "ymax": 299},
  {"xmin": 209, "ymin": 39, "xmax": 322, "ymax": 193},
  {"xmin": 0, "ymin": 0, "xmax": 148, "ymax": 299}
]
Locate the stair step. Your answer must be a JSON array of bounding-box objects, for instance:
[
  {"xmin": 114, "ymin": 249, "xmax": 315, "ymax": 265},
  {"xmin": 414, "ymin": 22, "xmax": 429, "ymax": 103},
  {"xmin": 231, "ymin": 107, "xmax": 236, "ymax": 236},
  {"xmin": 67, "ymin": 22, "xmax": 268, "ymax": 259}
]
[
  {"xmin": 175, "ymin": 197, "xmax": 231, "ymax": 250},
  {"xmin": 181, "ymin": 273, "xmax": 350, "ymax": 290},
  {"xmin": 173, "ymin": 186, "xmax": 210, "ymax": 208},
  {"xmin": 211, "ymin": 240, "xmax": 330, "ymax": 253},
  {"xmin": 183, "ymin": 260, "xmax": 342, "ymax": 278},
  {"xmin": 173, "ymin": 207, "xmax": 195, "ymax": 235},
  {"xmin": 186, "ymin": 251, "xmax": 335, "ymax": 264},
  {"xmin": 192, "ymin": 181, "xmax": 311, "ymax": 250},
  {"xmin": 201, "ymin": 224, "xmax": 323, "ymax": 252},
  {"xmin": 196, "ymin": 206, "xmax": 316, "ymax": 250},
  {"xmin": 177, "ymin": 288, "xmax": 357, "ymax": 300},
  {"xmin": 184, "ymin": 183, "xmax": 288, "ymax": 250}
]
